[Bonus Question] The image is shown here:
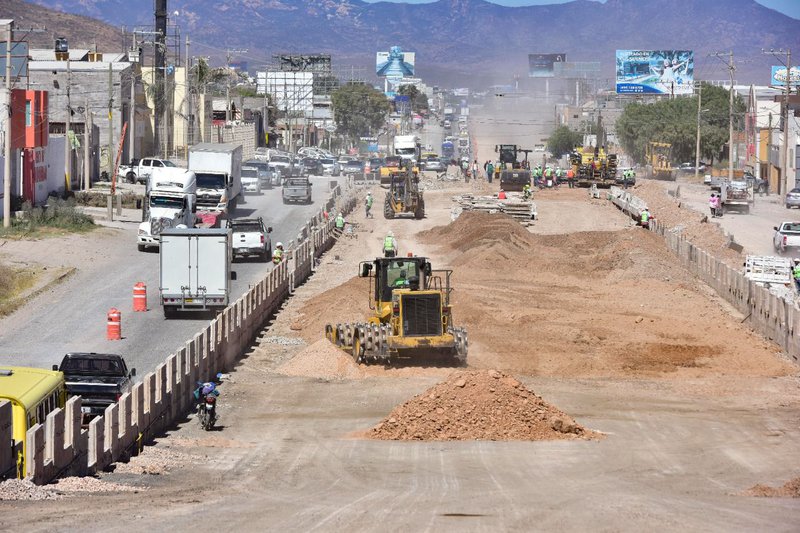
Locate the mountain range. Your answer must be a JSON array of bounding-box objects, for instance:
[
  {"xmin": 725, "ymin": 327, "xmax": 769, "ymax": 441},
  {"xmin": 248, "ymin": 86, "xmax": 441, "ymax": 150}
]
[{"xmin": 9, "ymin": 0, "xmax": 800, "ymax": 87}]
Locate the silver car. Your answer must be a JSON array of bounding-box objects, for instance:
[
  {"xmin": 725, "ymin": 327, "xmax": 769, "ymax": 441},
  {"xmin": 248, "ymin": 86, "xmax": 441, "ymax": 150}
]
[
  {"xmin": 786, "ymin": 188, "xmax": 800, "ymax": 209},
  {"xmin": 320, "ymin": 158, "xmax": 340, "ymax": 176}
]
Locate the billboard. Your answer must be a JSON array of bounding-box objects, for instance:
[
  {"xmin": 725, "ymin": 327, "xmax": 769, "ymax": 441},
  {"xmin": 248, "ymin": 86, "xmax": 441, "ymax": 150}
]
[
  {"xmin": 528, "ymin": 53, "xmax": 566, "ymax": 78},
  {"xmin": 771, "ymin": 66, "xmax": 800, "ymax": 88},
  {"xmin": 376, "ymin": 46, "xmax": 415, "ymax": 78},
  {"xmin": 0, "ymin": 41, "xmax": 28, "ymax": 78},
  {"xmin": 274, "ymin": 54, "xmax": 332, "ymax": 73},
  {"xmin": 257, "ymin": 71, "xmax": 314, "ymax": 115},
  {"xmin": 616, "ymin": 50, "xmax": 694, "ymax": 95}
]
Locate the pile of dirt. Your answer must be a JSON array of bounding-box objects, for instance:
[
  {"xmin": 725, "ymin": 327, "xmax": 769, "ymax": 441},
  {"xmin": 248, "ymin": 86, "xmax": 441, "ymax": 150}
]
[
  {"xmin": 275, "ymin": 339, "xmax": 365, "ymax": 380},
  {"xmin": 368, "ymin": 369, "xmax": 596, "ymax": 441},
  {"xmin": 631, "ymin": 181, "xmax": 743, "ymax": 267},
  {"xmin": 288, "ymin": 277, "xmax": 369, "ymax": 343},
  {"xmin": 744, "ymin": 476, "xmax": 800, "ymax": 498},
  {"xmin": 419, "ymin": 211, "xmax": 537, "ymax": 255}
]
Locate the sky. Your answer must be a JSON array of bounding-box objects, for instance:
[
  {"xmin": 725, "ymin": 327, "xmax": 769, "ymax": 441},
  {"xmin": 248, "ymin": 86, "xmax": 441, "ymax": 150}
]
[{"xmin": 361, "ymin": 0, "xmax": 800, "ymax": 20}]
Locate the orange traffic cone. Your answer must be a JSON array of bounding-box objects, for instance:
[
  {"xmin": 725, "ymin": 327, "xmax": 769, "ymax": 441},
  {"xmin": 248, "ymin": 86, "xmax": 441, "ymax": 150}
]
[
  {"xmin": 107, "ymin": 308, "xmax": 121, "ymax": 340},
  {"xmin": 133, "ymin": 282, "xmax": 147, "ymax": 312}
]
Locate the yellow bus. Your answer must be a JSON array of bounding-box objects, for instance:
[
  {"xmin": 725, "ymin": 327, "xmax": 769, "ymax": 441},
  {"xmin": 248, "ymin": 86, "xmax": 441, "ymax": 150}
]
[{"xmin": 0, "ymin": 366, "xmax": 66, "ymax": 478}]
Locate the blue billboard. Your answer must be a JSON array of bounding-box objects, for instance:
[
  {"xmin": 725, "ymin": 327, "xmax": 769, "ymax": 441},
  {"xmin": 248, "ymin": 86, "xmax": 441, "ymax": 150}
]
[
  {"xmin": 771, "ymin": 66, "xmax": 800, "ymax": 88},
  {"xmin": 616, "ymin": 50, "xmax": 694, "ymax": 95}
]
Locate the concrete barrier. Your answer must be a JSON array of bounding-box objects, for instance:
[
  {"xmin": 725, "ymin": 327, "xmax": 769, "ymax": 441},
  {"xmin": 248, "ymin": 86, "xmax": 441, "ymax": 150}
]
[
  {"xmin": 608, "ymin": 188, "xmax": 800, "ymax": 364},
  {"xmin": 3, "ymin": 185, "xmax": 358, "ymax": 484}
]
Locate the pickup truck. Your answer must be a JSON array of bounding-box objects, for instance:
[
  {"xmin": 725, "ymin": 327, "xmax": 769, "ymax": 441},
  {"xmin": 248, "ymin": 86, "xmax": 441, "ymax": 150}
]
[
  {"xmin": 773, "ymin": 222, "xmax": 800, "ymax": 255},
  {"xmin": 227, "ymin": 217, "xmax": 272, "ymax": 262},
  {"xmin": 54, "ymin": 353, "xmax": 136, "ymax": 423},
  {"xmin": 282, "ymin": 177, "xmax": 312, "ymax": 204},
  {"xmin": 119, "ymin": 158, "xmax": 179, "ymax": 184}
]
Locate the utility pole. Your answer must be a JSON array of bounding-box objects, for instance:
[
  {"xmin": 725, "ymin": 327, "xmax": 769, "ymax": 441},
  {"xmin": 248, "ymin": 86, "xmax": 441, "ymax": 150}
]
[
  {"xmin": 3, "ymin": 19, "xmax": 12, "ymax": 228},
  {"xmin": 782, "ymin": 50, "xmax": 792, "ymax": 194},
  {"xmin": 727, "ymin": 51, "xmax": 735, "ymax": 183},
  {"xmin": 65, "ymin": 58, "xmax": 72, "ymax": 191},
  {"xmin": 695, "ymin": 82, "xmax": 702, "ymax": 182},
  {"xmin": 107, "ymin": 62, "xmax": 114, "ymax": 181},
  {"xmin": 84, "ymin": 97, "xmax": 90, "ymax": 190},
  {"xmin": 185, "ymin": 35, "xmax": 190, "ymax": 151},
  {"xmin": 128, "ymin": 32, "xmax": 136, "ymax": 164}
]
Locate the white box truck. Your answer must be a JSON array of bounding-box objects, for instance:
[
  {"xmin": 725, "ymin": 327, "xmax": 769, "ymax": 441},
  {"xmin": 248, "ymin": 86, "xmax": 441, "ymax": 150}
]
[
  {"xmin": 393, "ymin": 135, "xmax": 421, "ymax": 164},
  {"xmin": 188, "ymin": 143, "xmax": 243, "ymax": 214},
  {"xmin": 137, "ymin": 168, "xmax": 197, "ymax": 251},
  {"xmin": 159, "ymin": 227, "xmax": 232, "ymax": 318}
]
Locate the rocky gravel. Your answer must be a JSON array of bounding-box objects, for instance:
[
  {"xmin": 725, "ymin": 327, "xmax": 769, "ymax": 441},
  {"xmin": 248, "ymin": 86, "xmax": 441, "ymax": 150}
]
[
  {"xmin": 744, "ymin": 476, "xmax": 800, "ymax": 498},
  {"xmin": 0, "ymin": 479, "xmax": 61, "ymax": 501}
]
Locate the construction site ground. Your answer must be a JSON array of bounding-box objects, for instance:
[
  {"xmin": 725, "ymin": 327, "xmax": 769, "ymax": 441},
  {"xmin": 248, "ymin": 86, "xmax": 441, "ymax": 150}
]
[{"xmin": 3, "ymin": 179, "xmax": 800, "ymax": 531}]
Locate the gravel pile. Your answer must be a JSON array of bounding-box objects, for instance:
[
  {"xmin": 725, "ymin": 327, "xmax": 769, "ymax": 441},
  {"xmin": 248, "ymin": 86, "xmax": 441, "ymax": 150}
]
[
  {"xmin": 53, "ymin": 476, "xmax": 141, "ymax": 493},
  {"xmin": 0, "ymin": 479, "xmax": 61, "ymax": 501},
  {"xmin": 745, "ymin": 476, "xmax": 800, "ymax": 498},
  {"xmin": 275, "ymin": 339, "xmax": 365, "ymax": 380},
  {"xmin": 261, "ymin": 336, "xmax": 306, "ymax": 346},
  {"xmin": 113, "ymin": 446, "xmax": 194, "ymax": 475},
  {"xmin": 368, "ymin": 369, "xmax": 596, "ymax": 441}
]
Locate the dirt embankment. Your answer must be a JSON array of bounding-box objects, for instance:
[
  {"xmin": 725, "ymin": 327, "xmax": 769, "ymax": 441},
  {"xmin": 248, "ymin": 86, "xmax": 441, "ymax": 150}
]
[{"xmin": 368, "ymin": 369, "xmax": 598, "ymax": 441}]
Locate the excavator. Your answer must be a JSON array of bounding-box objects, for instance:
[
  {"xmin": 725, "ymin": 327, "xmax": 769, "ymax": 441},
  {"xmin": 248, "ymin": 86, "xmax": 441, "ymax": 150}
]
[
  {"xmin": 325, "ymin": 256, "xmax": 468, "ymax": 365},
  {"xmin": 493, "ymin": 144, "xmax": 532, "ymax": 191},
  {"xmin": 384, "ymin": 161, "xmax": 425, "ymax": 219},
  {"xmin": 568, "ymin": 145, "xmax": 618, "ymax": 188},
  {"xmin": 645, "ymin": 141, "xmax": 674, "ymax": 181}
]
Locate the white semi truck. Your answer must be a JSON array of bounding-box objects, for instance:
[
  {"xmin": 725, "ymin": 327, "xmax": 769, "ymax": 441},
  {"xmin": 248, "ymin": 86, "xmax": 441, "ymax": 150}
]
[
  {"xmin": 188, "ymin": 143, "xmax": 243, "ymax": 214},
  {"xmin": 137, "ymin": 168, "xmax": 197, "ymax": 252},
  {"xmin": 393, "ymin": 135, "xmax": 421, "ymax": 164},
  {"xmin": 159, "ymin": 227, "xmax": 232, "ymax": 318}
]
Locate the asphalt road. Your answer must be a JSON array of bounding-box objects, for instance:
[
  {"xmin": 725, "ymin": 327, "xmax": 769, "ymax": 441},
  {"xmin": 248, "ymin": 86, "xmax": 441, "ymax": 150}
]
[{"xmin": 0, "ymin": 176, "xmax": 338, "ymax": 375}]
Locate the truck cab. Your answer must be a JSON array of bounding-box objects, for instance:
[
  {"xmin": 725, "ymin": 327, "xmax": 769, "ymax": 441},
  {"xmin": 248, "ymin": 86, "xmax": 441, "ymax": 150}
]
[
  {"xmin": 138, "ymin": 168, "xmax": 197, "ymax": 251},
  {"xmin": 188, "ymin": 143, "xmax": 243, "ymax": 214}
]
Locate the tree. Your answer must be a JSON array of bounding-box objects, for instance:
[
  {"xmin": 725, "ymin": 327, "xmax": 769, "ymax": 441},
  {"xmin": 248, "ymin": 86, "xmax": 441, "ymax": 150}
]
[
  {"xmin": 615, "ymin": 83, "xmax": 744, "ymax": 165},
  {"xmin": 547, "ymin": 125, "xmax": 583, "ymax": 158},
  {"xmin": 397, "ymin": 84, "xmax": 429, "ymax": 114},
  {"xmin": 331, "ymin": 82, "xmax": 392, "ymax": 141}
]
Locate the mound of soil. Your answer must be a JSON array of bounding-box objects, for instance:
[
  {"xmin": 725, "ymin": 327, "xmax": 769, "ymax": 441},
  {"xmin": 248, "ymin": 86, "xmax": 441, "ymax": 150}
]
[
  {"xmin": 275, "ymin": 339, "xmax": 365, "ymax": 380},
  {"xmin": 368, "ymin": 369, "xmax": 597, "ymax": 441},
  {"xmin": 419, "ymin": 211, "xmax": 537, "ymax": 255},
  {"xmin": 289, "ymin": 277, "xmax": 369, "ymax": 343},
  {"xmin": 744, "ymin": 476, "xmax": 800, "ymax": 498}
]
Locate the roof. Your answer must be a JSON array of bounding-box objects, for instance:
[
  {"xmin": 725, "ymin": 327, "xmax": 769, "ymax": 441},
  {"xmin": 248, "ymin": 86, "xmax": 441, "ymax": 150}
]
[
  {"xmin": 29, "ymin": 48, "xmax": 90, "ymax": 61},
  {"xmin": 0, "ymin": 366, "xmax": 64, "ymax": 408},
  {"xmin": 28, "ymin": 60, "xmax": 131, "ymax": 72}
]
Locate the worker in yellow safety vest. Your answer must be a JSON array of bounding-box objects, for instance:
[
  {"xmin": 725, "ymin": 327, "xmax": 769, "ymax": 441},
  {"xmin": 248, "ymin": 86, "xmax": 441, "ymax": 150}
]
[
  {"xmin": 272, "ymin": 242, "xmax": 284, "ymax": 264},
  {"xmin": 383, "ymin": 231, "xmax": 398, "ymax": 258}
]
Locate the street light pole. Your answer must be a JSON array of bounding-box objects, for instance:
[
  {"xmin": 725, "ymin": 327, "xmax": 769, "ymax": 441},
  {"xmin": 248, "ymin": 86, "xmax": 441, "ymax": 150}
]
[
  {"xmin": 3, "ymin": 19, "xmax": 13, "ymax": 228},
  {"xmin": 695, "ymin": 83, "xmax": 702, "ymax": 182}
]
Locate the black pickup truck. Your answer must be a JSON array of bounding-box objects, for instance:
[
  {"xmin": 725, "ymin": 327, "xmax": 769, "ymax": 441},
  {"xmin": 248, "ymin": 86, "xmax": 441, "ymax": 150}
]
[{"xmin": 54, "ymin": 353, "xmax": 136, "ymax": 422}]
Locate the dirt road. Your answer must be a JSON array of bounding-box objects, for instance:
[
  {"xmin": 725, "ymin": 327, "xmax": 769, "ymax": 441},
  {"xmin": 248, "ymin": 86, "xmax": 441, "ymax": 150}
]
[{"xmin": 4, "ymin": 176, "xmax": 800, "ymax": 531}]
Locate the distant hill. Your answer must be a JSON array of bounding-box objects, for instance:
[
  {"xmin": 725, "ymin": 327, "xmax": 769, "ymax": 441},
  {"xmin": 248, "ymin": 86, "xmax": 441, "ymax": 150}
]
[{"xmin": 14, "ymin": 0, "xmax": 800, "ymax": 86}]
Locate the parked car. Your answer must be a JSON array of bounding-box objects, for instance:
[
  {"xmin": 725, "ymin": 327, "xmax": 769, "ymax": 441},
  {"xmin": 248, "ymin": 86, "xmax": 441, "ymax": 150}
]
[
  {"xmin": 302, "ymin": 157, "xmax": 323, "ymax": 176},
  {"xmin": 773, "ymin": 221, "xmax": 800, "ymax": 255},
  {"xmin": 678, "ymin": 162, "xmax": 707, "ymax": 173},
  {"xmin": 338, "ymin": 155, "xmax": 357, "ymax": 169},
  {"xmin": 342, "ymin": 160, "xmax": 365, "ymax": 180},
  {"xmin": 55, "ymin": 353, "xmax": 135, "ymax": 423},
  {"xmin": 120, "ymin": 158, "xmax": 178, "ymax": 184},
  {"xmin": 227, "ymin": 217, "xmax": 272, "ymax": 262},
  {"xmin": 319, "ymin": 158, "xmax": 340, "ymax": 176},
  {"xmin": 786, "ymin": 188, "xmax": 800, "ymax": 209}
]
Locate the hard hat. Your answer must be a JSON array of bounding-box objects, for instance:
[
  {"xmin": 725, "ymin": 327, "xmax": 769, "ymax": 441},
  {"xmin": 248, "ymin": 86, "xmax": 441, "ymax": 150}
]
[
  {"xmin": 367, "ymin": 191, "xmax": 372, "ymax": 196},
  {"xmin": 276, "ymin": 242, "xmax": 283, "ymax": 248},
  {"xmin": 387, "ymin": 230, "xmax": 394, "ymax": 237}
]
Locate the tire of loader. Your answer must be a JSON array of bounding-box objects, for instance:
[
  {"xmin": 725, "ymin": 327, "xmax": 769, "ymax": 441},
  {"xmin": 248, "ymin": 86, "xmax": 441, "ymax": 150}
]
[
  {"xmin": 415, "ymin": 200, "xmax": 425, "ymax": 219},
  {"xmin": 384, "ymin": 196, "xmax": 394, "ymax": 219},
  {"xmin": 352, "ymin": 331, "xmax": 364, "ymax": 363},
  {"xmin": 325, "ymin": 324, "xmax": 337, "ymax": 344}
]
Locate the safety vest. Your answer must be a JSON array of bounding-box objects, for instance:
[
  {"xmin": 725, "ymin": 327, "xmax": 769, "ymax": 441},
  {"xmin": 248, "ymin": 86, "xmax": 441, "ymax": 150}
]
[
  {"xmin": 272, "ymin": 248, "xmax": 283, "ymax": 263},
  {"xmin": 567, "ymin": 169, "xmax": 574, "ymax": 178},
  {"xmin": 641, "ymin": 211, "xmax": 649, "ymax": 223},
  {"xmin": 335, "ymin": 215, "xmax": 345, "ymax": 229},
  {"xmin": 366, "ymin": 196, "xmax": 373, "ymax": 207},
  {"xmin": 793, "ymin": 266, "xmax": 800, "ymax": 280},
  {"xmin": 384, "ymin": 236, "xmax": 395, "ymax": 251}
]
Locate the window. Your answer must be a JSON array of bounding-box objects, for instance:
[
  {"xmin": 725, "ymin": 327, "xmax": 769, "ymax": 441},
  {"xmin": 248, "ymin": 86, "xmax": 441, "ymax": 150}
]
[
  {"xmin": 153, "ymin": 160, "xmax": 164, "ymax": 167},
  {"xmin": 25, "ymin": 100, "xmax": 31, "ymax": 127}
]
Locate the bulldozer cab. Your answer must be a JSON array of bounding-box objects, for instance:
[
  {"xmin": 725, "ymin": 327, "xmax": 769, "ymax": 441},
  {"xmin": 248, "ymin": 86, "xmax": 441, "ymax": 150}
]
[{"xmin": 360, "ymin": 256, "xmax": 453, "ymax": 305}]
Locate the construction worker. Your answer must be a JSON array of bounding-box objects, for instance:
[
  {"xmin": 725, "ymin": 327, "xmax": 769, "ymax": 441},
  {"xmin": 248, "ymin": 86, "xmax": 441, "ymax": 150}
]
[
  {"xmin": 793, "ymin": 260, "xmax": 800, "ymax": 292},
  {"xmin": 566, "ymin": 167, "xmax": 575, "ymax": 188},
  {"xmin": 640, "ymin": 208, "xmax": 651, "ymax": 229},
  {"xmin": 544, "ymin": 166, "xmax": 553, "ymax": 188},
  {"xmin": 383, "ymin": 230, "xmax": 398, "ymax": 258},
  {"xmin": 365, "ymin": 192, "xmax": 374, "ymax": 218},
  {"xmin": 272, "ymin": 242, "xmax": 284, "ymax": 264},
  {"xmin": 393, "ymin": 270, "xmax": 410, "ymax": 288},
  {"xmin": 335, "ymin": 212, "xmax": 345, "ymax": 230},
  {"xmin": 486, "ymin": 161, "xmax": 494, "ymax": 183},
  {"xmin": 522, "ymin": 183, "xmax": 532, "ymax": 200},
  {"xmin": 498, "ymin": 189, "xmax": 507, "ymax": 200}
]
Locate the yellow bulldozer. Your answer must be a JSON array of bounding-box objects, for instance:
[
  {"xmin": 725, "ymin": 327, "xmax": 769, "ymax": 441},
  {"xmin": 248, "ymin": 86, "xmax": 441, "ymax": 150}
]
[
  {"xmin": 384, "ymin": 162, "xmax": 425, "ymax": 219},
  {"xmin": 325, "ymin": 256, "xmax": 468, "ymax": 365},
  {"xmin": 646, "ymin": 141, "xmax": 674, "ymax": 181},
  {"xmin": 568, "ymin": 145, "xmax": 618, "ymax": 188}
]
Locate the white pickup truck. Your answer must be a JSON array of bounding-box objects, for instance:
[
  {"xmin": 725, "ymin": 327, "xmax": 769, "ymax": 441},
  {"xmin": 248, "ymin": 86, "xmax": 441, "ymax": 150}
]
[
  {"xmin": 773, "ymin": 222, "xmax": 800, "ymax": 255},
  {"xmin": 120, "ymin": 158, "xmax": 178, "ymax": 184},
  {"xmin": 227, "ymin": 217, "xmax": 272, "ymax": 262}
]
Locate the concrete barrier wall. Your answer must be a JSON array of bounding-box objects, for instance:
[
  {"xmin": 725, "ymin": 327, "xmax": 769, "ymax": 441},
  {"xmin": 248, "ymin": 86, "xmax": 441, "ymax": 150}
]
[
  {"xmin": 607, "ymin": 187, "xmax": 800, "ymax": 364},
  {"xmin": 11, "ymin": 186, "xmax": 358, "ymax": 484}
]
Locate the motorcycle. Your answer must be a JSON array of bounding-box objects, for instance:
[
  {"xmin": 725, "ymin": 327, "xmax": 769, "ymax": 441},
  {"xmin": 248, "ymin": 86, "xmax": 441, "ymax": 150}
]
[{"xmin": 197, "ymin": 394, "xmax": 217, "ymax": 431}]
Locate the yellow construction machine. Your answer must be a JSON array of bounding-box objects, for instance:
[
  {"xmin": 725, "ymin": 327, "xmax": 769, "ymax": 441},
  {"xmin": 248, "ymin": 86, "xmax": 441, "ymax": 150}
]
[
  {"xmin": 384, "ymin": 163, "xmax": 424, "ymax": 219},
  {"xmin": 646, "ymin": 141, "xmax": 674, "ymax": 181},
  {"xmin": 568, "ymin": 145, "xmax": 618, "ymax": 188},
  {"xmin": 325, "ymin": 256, "xmax": 468, "ymax": 365}
]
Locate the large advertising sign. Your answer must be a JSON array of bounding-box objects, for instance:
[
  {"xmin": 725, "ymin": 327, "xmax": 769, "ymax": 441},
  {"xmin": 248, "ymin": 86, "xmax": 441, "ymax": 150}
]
[
  {"xmin": 376, "ymin": 46, "xmax": 415, "ymax": 78},
  {"xmin": 528, "ymin": 53, "xmax": 566, "ymax": 78},
  {"xmin": 771, "ymin": 66, "xmax": 800, "ymax": 88},
  {"xmin": 616, "ymin": 50, "xmax": 694, "ymax": 95}
]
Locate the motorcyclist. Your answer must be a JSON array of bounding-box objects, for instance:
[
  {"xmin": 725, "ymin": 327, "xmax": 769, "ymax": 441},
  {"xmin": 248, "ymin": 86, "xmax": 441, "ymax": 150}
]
[
  {"xmin": 272, "ymin": 242, "xmax": 284, "ymax": 264},
  {"xmin": 193, "ymin": 374, "xmax": 222, "ymax": 405}
]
